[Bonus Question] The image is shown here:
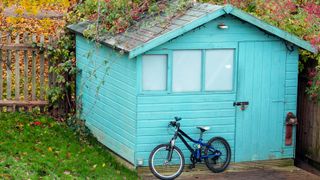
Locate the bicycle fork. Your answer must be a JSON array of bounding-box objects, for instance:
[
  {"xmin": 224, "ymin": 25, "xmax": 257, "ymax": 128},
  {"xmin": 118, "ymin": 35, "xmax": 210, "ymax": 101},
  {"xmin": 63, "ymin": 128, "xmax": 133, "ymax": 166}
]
[{"xmin": 166, "ymin": 138, "xmax": 176, "ymax": 162}]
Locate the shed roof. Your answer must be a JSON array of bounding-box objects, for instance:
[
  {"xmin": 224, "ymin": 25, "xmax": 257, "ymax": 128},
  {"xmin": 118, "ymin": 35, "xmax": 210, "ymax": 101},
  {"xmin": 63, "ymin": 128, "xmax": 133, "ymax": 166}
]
[{"xmin": 68, "ymin": 3, "xmax": 316, "ymax": 58}]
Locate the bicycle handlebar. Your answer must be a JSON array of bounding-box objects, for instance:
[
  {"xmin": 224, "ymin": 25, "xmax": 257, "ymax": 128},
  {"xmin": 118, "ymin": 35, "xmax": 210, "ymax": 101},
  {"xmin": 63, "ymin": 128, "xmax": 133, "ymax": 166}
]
[
  {"xmin": 169, "ymin": 117, "xmax": 182, "ymax": 128},
  {"xmin": 174, "ymin": 117, "xmax": 182, "ymax": 121}
]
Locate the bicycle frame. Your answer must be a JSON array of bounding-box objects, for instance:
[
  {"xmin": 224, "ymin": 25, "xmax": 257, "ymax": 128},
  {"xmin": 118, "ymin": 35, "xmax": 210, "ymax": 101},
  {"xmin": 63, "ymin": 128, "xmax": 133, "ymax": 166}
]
[{"xmin": 167, "ymin": 126, "xmax": 221, "ymax": 162}]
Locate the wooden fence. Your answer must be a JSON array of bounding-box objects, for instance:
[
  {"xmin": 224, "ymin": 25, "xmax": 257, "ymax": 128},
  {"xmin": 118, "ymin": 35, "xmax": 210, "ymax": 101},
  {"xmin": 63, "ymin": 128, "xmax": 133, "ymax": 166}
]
[
  {"xmin": 0, "ymin": 32, "xmax": 54, "ymax": 112},
  {"xmin": 297, "ymin": 76, "xmax": 320, "ymax": 164}
]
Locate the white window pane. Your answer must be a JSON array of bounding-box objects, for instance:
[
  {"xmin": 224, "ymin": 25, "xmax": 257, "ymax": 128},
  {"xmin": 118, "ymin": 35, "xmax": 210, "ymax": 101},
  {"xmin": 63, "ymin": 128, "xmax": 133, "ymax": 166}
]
[
  {"xmin": 142, "ymin": 55, "xmax": 167, "ymax": 91},
  {"xmin": 205, "ymin": 50, "xmax": 234, "ymax": 91},
  {"xmin": 173, "ymin": 50, "xmax": 202, "ymax": 92}
]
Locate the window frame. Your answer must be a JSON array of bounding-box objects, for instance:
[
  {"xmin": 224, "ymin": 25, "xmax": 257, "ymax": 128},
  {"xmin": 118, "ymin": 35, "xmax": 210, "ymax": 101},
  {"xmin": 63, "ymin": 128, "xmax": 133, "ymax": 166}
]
[
  {"xmin": 203, "ymin": 49, "xmax": 236, "ymax": 92},
  {"xmin": 172, "ymin": 50, "xmax": 203, "ymax": 93},
  {"xmin": 138, "ymin": 50, "xmax": 171, "ymax": 95},
  {"xmin": 138, "ymin": 43, "xmax": 237, "ymax": 95}
]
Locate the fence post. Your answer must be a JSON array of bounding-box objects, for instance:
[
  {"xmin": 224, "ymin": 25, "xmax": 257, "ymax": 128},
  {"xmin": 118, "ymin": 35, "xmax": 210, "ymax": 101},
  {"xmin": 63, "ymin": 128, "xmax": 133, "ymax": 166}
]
[
  {"xmin": 14, "ymin": 34, "xmax": 20, "ymax": 112},
  {"xmin": 31, "ymin": 34, "xmax": 37, "ymax": 103},
  {"xmin": 40, "ymin": 35, "xmax": 45, "ymax": 112},
  {"xmin": 23, "ymin": 33, "xmax": 29, "ymax": 111},
  {"xmin": 6, "ymin": 33, "xmax": 12, "ymax": 112}
]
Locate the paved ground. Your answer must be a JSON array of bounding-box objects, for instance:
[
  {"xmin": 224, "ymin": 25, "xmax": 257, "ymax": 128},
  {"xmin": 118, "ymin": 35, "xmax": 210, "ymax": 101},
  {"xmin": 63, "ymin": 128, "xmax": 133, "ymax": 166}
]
[{"xmin": 141, "ymin": 162, "xmax": 320, "ymax": 180}]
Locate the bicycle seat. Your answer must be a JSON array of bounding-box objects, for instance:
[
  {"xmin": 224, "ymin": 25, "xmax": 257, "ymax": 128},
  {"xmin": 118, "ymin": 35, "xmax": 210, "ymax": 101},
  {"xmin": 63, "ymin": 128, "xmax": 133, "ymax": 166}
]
[{"xmin": 197, "ymin": 126, "xmax": 210, "ymax": 132}]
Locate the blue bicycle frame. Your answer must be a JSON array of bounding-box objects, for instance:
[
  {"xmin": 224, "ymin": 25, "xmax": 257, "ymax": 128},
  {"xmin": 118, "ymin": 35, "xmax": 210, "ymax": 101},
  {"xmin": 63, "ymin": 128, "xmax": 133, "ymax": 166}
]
[{"xmin": 167, "ymin": 124, "xmax": 222, "ymax": 163}]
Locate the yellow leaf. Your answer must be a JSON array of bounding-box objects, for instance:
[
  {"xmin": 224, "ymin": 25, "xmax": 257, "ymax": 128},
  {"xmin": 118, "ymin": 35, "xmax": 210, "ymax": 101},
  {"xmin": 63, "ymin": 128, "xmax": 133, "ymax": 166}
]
[
  {"xmin": 15, "ymin": 8, "xmax": 24, "ymax": 15},
  {"xmin": 48, "ymin": 147, "xmax": 52, "ymax": 152}
]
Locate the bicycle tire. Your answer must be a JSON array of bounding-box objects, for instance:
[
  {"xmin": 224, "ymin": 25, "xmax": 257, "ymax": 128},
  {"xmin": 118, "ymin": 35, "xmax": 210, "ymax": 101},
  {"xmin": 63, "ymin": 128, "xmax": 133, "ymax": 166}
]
[
  {"xmin": 149, "ymin": 144, "xmax": 185, "ymax": 179},
  {"xmin": 204, "ymin": 137, "xmax": 231, "ymax": 173}
]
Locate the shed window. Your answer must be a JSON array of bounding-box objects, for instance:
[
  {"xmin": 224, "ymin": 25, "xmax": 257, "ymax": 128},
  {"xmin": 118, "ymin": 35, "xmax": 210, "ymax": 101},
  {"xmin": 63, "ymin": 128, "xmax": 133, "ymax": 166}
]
[
  {"xmin": 205, "ymin": 50, "xmax": 234, "ymax": 91},
  {"xmin": 142, "ymin": 55, "xmax": 167, "ymax": 91},
  {"xmin": 172, "ymin": 50, "xmax": 202, "ymax": 92}
]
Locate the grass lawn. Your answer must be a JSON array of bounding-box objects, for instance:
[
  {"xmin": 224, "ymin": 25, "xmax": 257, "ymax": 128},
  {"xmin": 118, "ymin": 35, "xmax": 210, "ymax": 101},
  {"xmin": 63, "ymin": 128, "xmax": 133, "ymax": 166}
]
[{"xmin": 0, "ymin": 113, "xmax": 138, "ymax": 179}]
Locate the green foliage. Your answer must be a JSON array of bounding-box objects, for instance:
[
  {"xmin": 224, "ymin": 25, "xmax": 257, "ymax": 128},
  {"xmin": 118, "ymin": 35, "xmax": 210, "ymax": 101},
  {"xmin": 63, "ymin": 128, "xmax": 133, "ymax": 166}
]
[
  {"xmin": 0, "ymin": 112, "xmax": 138, "ymax": 179},
  {"xmin": 75, "ymin": 0, "xmax": 193, "ymax": 38},
  {"xmin": 66, "ymin": 116, "xmax": 91, "ymax": 142},
  {"xmin": 304, "ymin": 53, "xmax": 320, "ymax": 100},
  {"xmin": 47, "ymin": 34, "xmax": 76, "ymax": 114},
  {"xmin": 306, "ymin": 69, "xmax": 320, "ymax": 101}
]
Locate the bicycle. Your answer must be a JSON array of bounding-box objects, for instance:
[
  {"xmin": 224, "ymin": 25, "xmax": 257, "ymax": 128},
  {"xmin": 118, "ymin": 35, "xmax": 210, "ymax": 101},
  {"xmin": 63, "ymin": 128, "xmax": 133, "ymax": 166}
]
[{"xmin": 148, "ymin": 117, "xmax": 231, "ymax": 179}]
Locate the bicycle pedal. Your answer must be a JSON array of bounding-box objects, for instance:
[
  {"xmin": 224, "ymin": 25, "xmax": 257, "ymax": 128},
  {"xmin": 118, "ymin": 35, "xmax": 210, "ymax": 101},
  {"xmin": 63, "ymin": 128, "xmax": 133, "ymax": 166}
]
[{"xmin": 189, "ymin": 164, "xmax": 195, "ymax": 169}]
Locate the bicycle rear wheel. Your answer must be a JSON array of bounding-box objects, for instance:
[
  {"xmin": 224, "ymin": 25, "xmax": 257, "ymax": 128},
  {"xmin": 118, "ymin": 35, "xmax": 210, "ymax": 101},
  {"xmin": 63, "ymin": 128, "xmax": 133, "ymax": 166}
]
[
  {"xmin": 149, "ymin": 144, "xmax": 185, "ymax": 180},
  {"xmin": 204, "ymin": 137, "xmax": 231, "ymax": 173}
]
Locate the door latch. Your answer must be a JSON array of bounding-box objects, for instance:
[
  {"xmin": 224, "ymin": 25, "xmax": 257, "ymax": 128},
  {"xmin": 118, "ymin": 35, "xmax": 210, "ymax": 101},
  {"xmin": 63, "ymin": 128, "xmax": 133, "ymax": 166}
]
[{"xmin": 233, "ymin": 101, "xmax": 249, "ymax": 111}]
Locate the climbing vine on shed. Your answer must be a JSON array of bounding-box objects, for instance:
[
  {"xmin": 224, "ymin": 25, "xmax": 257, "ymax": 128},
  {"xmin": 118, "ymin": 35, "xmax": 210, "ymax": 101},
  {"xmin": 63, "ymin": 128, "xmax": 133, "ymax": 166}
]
[{"xmin": 46, "ymin": 0, "xmax": 194, "ymax": 118}]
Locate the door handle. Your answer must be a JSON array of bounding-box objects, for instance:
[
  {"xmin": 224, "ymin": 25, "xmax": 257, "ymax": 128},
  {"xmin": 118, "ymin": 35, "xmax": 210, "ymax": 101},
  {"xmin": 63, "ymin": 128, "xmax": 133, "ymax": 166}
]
[
  {"xmin": 233, "ymin": 102, "xmax": 249, "ymax": 106},
  {"xmin": 233, "ymin": 101, "xmax": 249, "ymax": 111}
]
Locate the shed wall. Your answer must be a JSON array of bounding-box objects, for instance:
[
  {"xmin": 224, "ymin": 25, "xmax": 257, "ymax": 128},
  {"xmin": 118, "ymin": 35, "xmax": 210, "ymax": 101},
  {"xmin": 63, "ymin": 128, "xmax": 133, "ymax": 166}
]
[
  {"xmin": 136, "ymin": 15, "xmax": 298, "ymax": 165},
  {"xmin": 76, "ymin": 35, "xmax": 137, "ymax": 163}
]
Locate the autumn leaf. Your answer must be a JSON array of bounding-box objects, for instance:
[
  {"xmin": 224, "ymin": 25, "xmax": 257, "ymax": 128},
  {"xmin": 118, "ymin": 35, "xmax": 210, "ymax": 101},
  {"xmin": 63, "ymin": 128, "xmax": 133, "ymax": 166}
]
[
  {"xmin": 64, "ymin": 170, "xmax": 71, "ymax": 175},
  {"xmin": 66, "ymin": 152, "xmax": 71, "ymax": 159},
  {"xmin": 15, "ymin": 7, "xmax": 24, "ymax": 15},
  {"xmin": 48, "ymin": 147, "xmax": 52, "ymax": 152}
]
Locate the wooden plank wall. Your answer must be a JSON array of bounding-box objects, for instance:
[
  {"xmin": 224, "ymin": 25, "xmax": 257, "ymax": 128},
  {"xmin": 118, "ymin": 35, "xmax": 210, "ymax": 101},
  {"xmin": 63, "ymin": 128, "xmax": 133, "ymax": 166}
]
[
  {"xmin": 297, "ymin": 76, "xmax": 320, "ymax": 163},
  {"xmin": 0, "ymin": 32, "xmax": 53, "ymax": 112}
]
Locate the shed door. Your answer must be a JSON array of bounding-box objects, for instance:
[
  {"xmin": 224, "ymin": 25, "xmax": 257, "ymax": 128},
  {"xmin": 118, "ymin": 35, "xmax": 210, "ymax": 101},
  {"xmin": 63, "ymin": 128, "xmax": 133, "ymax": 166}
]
[{"xmin": 235, "ymin": 41, "xmax": 286, "ymax": 162}]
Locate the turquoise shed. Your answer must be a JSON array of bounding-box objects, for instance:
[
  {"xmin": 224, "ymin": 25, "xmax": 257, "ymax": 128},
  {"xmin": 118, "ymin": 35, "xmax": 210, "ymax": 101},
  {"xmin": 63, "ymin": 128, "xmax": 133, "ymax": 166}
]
[{"xmin": 68, "ymin": 3, "xmax": 316, "ymax": 166}]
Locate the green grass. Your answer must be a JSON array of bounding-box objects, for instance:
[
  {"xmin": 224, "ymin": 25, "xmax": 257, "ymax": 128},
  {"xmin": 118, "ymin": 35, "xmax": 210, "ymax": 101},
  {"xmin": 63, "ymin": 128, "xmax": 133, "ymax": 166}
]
[{"xmin": 0, "ymin": 113, "xmax": 138, "ymax": 179}]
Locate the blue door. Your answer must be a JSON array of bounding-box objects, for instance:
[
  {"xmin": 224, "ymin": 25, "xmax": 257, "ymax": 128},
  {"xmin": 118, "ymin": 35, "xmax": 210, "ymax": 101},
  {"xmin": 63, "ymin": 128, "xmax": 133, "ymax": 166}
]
[{"xmin": 235, "ymin": 41, "xmax": 286, "ymax": 162}]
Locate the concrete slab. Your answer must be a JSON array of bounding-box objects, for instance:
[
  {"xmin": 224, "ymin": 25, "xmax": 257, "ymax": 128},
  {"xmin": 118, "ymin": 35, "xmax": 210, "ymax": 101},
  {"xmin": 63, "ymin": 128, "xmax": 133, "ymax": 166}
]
[{"xmin": 141, "ymin": 160, "xmax": 320, "ymax": 180}]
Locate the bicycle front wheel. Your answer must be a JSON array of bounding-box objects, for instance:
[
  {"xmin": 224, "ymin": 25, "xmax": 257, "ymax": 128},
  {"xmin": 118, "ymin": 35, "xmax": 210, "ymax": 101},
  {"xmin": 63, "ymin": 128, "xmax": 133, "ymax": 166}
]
[
  {"xmin": 149, "ymin": 144, "xmax": 185, "ymax": 180},
  {"xmin": 204, "ymin": 137, "xmax": 231, "ymax": 173}
]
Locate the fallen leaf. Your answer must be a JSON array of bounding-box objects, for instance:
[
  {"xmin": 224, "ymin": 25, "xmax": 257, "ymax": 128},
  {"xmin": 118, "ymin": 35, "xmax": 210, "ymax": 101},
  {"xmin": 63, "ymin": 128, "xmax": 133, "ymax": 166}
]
[
  {"xmin": 66, "ymin": 152, "xmax": 71, "ymax": 159},
  {"xmin": 64, "ymin": 171, "xmax": 70, "ymax": 175},
  {"xmin": 48, "ymin": 147, "xmax": 52, "ymax": 152}
]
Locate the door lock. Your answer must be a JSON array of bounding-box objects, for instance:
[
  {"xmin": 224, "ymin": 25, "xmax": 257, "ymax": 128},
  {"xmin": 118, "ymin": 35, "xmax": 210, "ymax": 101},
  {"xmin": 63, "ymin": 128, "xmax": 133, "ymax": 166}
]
[{"xmin": 233, "ymin": 102, "xmax": 249, "ymax": 111}]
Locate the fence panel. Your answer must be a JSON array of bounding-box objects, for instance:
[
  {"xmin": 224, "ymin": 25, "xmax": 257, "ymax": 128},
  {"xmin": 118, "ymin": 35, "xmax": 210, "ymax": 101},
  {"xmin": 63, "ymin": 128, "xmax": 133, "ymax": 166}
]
[
  {"xmin": 0, "ymin": 32, "xmax": 54, "ymax": 112},
  {"xmin": 297, "ymin": 76, "xmax": 320, "ymax": 163}
]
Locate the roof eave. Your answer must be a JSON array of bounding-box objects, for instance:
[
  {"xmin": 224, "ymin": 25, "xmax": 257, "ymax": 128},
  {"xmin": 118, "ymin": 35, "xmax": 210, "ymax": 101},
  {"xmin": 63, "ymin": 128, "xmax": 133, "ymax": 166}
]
[{"xmin": 67, "ymin": 23, "xmax": 131, "ymax": 54}]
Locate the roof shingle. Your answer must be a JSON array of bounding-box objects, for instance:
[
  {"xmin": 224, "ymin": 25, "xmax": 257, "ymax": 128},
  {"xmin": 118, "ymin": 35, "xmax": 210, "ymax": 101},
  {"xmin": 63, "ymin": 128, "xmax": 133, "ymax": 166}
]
[{"xmin": 68, "ymin": 3, "xmax": 223, "ymax": 52}]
